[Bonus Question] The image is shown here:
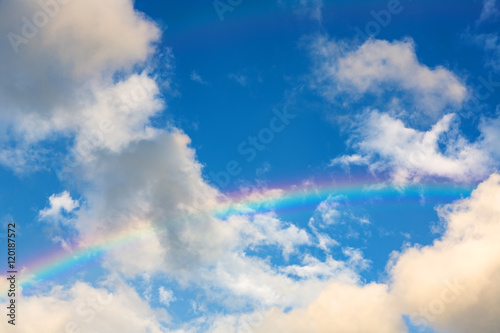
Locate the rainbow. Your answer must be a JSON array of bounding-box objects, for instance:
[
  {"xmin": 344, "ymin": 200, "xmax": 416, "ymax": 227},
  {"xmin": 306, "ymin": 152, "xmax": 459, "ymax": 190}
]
[
  {"xmin": 0, "ymin": 1, "xmax": 480, "ymax": 301},
  {"xmin": 2, "ymin": 177, "xmax": 473, "ymax": 297},
  {"xmin": 16, "ymin": 227, "xmax": 156, "ymax": 292},
  {"xmin": 214, "ymin": 177, "xmax": 473, "ymax": 218}
]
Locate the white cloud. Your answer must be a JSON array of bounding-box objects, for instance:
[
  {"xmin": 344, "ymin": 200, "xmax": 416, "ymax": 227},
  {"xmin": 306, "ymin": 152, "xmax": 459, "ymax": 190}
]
[
  {"xmin": 64, "ymin": 128, "xmax": 341, "ymax": 311},
  {"xmin": 0, "ymin": 0, "xmax": 374, "ymax": 330},
  {"xmin": 389, "ymin": 173, "xmax": 500, "ymax": 332},
  {"xmin": 70, "ymin": 73, "xmax": 163, "ymax": 163},
  {"xmin": 52, "ymin": 235, "xmax": 73, "ymax": 252},
  {"xmin": 331, "ymin": 111, "xmax": 496, "ymax": 183},
  {"xmin": 0, "ymin": 145, "xmax": 45, "ymax": 174},
  {"xmin": 315, "ymin": 196, "xmax": 341, "ymax": 225},
  {"xmin": 280, "ymin": 254, "xmax": 360, "ymax": 281},
  {"xmin": 69, "ymin": 130, "xmax": 222, "ymax": 276},
  {"xmin": 0, "ymin": 278, "xmax": 168, "ymax": 333},
  {"xmin": 10, "ymin": 3, "xmax": 500, "ymax": 332},
  {"xmin": 254, "ymin": 281, "xmax": 405, "ymax": 333},
  {"xmin": 308, "ymin": 195, "xmax": 371, "ymax": 246},
  {"xmin": 480, "ymin": 114, "xmax": 500, "ymax": 159},
  {"xmin": 159, "ymin": 287, "xmax": 176, "ymax": 307},
  {"xmin": 329, "ymin": 153, "xmax": 370, "ymax": 169},
  {"xmin": 310, "ymin": 228, "xmax": 338, "ymax": 252},
  {"xmin": 227, "ymin": 174, "xmax": 500, "ymax": 333},
  {"xmin": 310, "ymin": 37, "xmax": 467, "ymax": 117},
  {"xmin": 9, "ymin": 174, "xmax": 500, "ymax": 332},
  {"xmin": 39, "ymin": 191, "xmax": 79, "ymax": 220},
  {"xmin": 242, "ymin": 213, "xmax": 311, "ymax": 259},
  {"xmin": 0, "ymin": 0, "xmax": 161, "ymax": 170},
  {"xmin": 2, "ymin": 0, "xmax": 159, "ymax": 75},
  {"xmin": 343, "ymin": 247, "xmax": 371, "ymax": 271}
]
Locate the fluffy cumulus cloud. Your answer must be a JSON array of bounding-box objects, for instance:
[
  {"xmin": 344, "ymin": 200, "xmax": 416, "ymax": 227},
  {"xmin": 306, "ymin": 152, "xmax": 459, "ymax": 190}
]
[
  {"xmin": 70, "ymin": 130, "xmax": 224, "ymax": 276},
  {"xmin": 230, "ymin": 174, "xmax": 500, "ymax": 333},
  {"xmin": 390, "ymin": 173, "xmax": 500, "ymax": 332},
  {"xmin": 7, "ymin": 174, "xmax": 500, "ymax": 332},
  {"xmin": 66, "ymin": 128, "xmax": 356, "ymax": 308},
  {"xmin": 0, "ymin": 277, "xmax": 168, "ymax": 332},
  {"xmin": 331, "ymin": 111, "xmax": 497, "ymax": 183},
  {"xmin": 70, "ymin": 73, "xmax": 164, "ymax": 161},
  {"xmin": 0, "ymin": 1, "xmax": 367, "ymax": 325},
  {"xmin": 254, "ymin": 281, "xmax": 405, "ymax": 333},
  {"xmin": 0, "ymin": 0, "xmax": 161, "ymax": 170},
  {"xmin": 4, "ymin": 1, "xmax": 500, "ymax": 332},
  {"xmin": 240, "ymin": 213, "xmax": 311, "ymax": 259},
  {"xmin": 39, "ymin": 190, "xmax": 79, "ymax": 220},
  {"xmin": 310, "ymin": 37, "xmax": 467, "ymax": 117},
  {"xmin": 47, "ymin": 111, "xmax": 371, "ymax": 322},
  {"xmin": 197, "ymin": 282, "xmax": 402, "ymax": 333}
]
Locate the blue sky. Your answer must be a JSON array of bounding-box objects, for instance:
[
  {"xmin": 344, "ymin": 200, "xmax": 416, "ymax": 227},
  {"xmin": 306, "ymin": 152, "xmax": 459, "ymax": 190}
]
[{"xmin": 1, "ymin": 0, "xmax": 500, "ymax": 332}]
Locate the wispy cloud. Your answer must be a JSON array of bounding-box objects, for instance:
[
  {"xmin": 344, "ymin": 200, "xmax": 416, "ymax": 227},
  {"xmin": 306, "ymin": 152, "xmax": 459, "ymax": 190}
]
[
  {"xmin": 190, "ymin": 70, "xmax": 207, "ymax": 84},
  {"xmin": 228, "ymin": 73, "xmax": 248, "ymax": 86},
  {"xmin": 158, "ymin": 287, "xmax": 176, "ymax": 306},
  {"xmin": 477, "ymin": 0, "xmax": 499, "ymax": 24}
]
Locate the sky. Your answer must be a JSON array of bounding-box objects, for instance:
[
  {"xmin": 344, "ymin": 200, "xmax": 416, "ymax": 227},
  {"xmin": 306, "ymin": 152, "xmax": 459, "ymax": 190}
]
[{"xmin": 0, "ymin": 0, "xmax": 500, "ymax": 332}]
